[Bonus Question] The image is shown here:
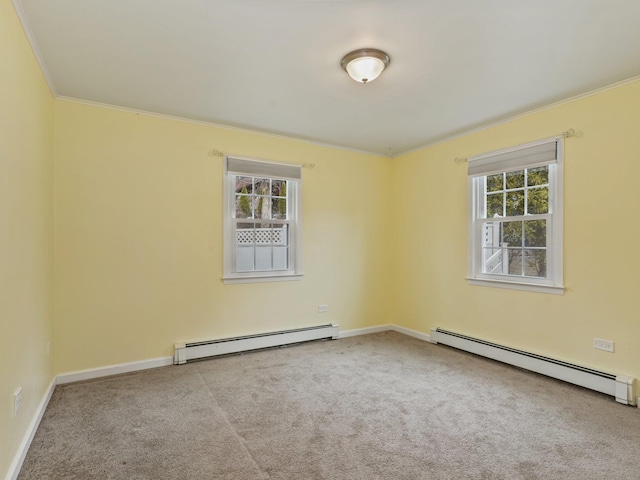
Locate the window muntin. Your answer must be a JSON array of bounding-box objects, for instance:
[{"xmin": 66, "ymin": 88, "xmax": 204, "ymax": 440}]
[
  {"xmin": 234, "ymin": 176, "xmax": 290, "ymax": 272},
  {"xmin": 468, "ymin": 138, "xmax": 563, "ymax": 294},
  {"xmin": 224, "ymin": 157, "xmax": 301, "ymax": 283},
  {"xmin": 480, "ymin": 167, "xmax": 550, "ymax": 278}
]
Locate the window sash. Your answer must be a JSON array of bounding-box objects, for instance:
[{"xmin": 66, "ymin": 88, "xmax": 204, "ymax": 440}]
[
  {"xmin": 467, "ymin": 137, "xmax": 563, "ymax": 293},
  {"xmin": 223, "ymin": 157, "xmax": 302, "ymax": 282},
  {"xmin": 475, "ymin": 215, "xmax": 552, "ymax": 279},
  {"xmin": 230, "ymin": 185, "xmax": 297, "ymax": 275}
]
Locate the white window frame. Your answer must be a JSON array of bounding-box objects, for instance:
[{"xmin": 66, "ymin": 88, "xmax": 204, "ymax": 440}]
[
  {"xmin": 223, "ymin": 156, "xmax": 303, "ymax": 284},
  {"xmin": 467, "ymin": 137, "xmax": 564, "ymax": 295}
]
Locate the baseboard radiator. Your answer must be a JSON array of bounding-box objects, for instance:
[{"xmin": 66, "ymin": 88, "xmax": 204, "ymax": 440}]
[
  {"xmin": 430, "ymin": 327, "xmax": 636, "ymax": 406},
  {"xmin": 174, "ymin": 324, "xmax": 339, "ymax": 364}
]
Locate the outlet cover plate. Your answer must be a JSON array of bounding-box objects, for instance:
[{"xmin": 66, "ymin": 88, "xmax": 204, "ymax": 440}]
[
  {"xmin": 593, "ymin": 338, "xmax": 614, "ymax": 352},
  {"xmin": 318, "ymin": 305, "xmax": 328, "ymax": 313}
]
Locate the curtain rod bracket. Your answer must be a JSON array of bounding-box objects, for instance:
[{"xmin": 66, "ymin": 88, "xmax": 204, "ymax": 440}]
[{"xmin": 562, "ymin": 128, "xmax": 583, "ymax": 139}]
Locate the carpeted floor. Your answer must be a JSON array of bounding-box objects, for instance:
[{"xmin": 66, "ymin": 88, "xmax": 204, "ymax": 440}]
[{"xmin": 18, "ymin": 331, "xmax": 640, "ymax": 479}]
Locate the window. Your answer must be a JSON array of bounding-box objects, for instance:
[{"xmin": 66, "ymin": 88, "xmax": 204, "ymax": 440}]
[
  {"xmin": 467, "ymin": 138, "xmax": 563, "ymax": 294},
  {"xmin": 223, "ymin": 156, "xmax": 302, "ymax": 284}
]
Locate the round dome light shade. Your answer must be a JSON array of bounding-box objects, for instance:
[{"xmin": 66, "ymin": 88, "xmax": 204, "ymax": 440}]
[{"xmin": 341, "ymin": 49, "xmax": 390, "ymax": 84}]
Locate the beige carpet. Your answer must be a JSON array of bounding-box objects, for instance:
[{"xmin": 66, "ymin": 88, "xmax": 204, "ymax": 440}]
[{"xmin": 18, "ymin": 331, "xmax": 640, "ymax": 479}]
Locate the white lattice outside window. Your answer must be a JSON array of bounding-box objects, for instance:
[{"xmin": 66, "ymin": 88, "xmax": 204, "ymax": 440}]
[
  {"xmin": 236, "ymin": 226, "xmax": 287, "ymax": 246},
  {"xmin": 223, "ymin": 156, "xmax": 302, "ymax": 284},
  {"xmin": 467, "ymin": 137, "xmax": 564, "ymax": 295}
]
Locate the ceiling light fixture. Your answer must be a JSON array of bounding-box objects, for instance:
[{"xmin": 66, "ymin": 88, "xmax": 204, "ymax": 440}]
[{"xmin": 341, "ymin": 48, "xmax": 390, "ymax": 84}]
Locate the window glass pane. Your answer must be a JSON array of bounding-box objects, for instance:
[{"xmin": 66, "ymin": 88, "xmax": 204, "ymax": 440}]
[
  {"xmin": 487, "ymin": 174, "xmax": 503, "ymax": 192},
  {"xmin": 273, "ymin": 247, "xmax": 288, "ymax": 270},
  {"xmin": 506, "ymin": 170, "xmax": 524, "ymax": 189},
  {"xmin": 236, "ymin": 222, "xmax": 256, "ymax": 272},
  {"xmin": 249, "ymin": 178, "xmax": 271, "ymax": 220},
  {"xmin": 254, "ymin": 178, "xmax": 271, "ymax": 195},
  {"xmin": 255, "ymin": 196, "xmax": 271, "ymax": 219},
  {"xmin": 254, "ymin": 223, "xmax": 273, "ymax": 271},
  {"xmin": 273, "ymin": 224, "xmax": 288, "ymax": 246},
  {"xmin": 272, "ymin": 224, "xmax": 289, "ymax": 270},
  {"xmin": 236, "ymin": 247, "xmax": 254, "ymax": 272},
  {"xmin": 524, "ymin": 249, "xmax": 546, "ymax": 277},
  {"xmin": 486, "ymin": 193, "xmax": 503, "ymax": 218},
  {"xmin": 505, "ymin": 190, "xmax": 524, "ymax": 216},
  {"xmin": 527, "ymin": 187, "xmax": 548, "ymax": 214},
  {"xmin": 235, "ymin": 194, "xmax": 252, "ymax": 218},
  {"xmin": 271, "ymin": 179, "xmax": 287, "ymax": 197},
  {"xmin": 524, "ymin": 220, "xmax": 546, "ymax": 247},
  {"xmin": 235, "ymin": 176, "xmax": 253, "ymax": 194},
  {"xmin": 502, "ymin": 221, "xmax": 522, "ymax": 247},
  {"xmin": 507, "ymin": 250, "xmax": 523, "ymax": 275},
  {"xmin": 482, "ymin": 247, "xmax": 504, "ymax": 274},
  {"xmin": 254, "ymin": 224, "xmax": 273, "ymax": 245},
  {"xmin": 236, "ymin": 222, "xmax": 255, "ymax": 245},
  {"xmin": 527, "ymin": 166, "xmax": 548, "ymax": 186},
  {"xmin": 483, "ymin": 221, "xmax": 508, "ymax": 275},
  {"xmin": 255, "ymin": 246, "xmax": 272, "ymax": 271},
  {"xmin": 482, "ymin": 222, "xmax": 501, "ymax": 248},
  {"xmin": 272, "ymin": 196, "xmax": 287, "ymax": 219}
]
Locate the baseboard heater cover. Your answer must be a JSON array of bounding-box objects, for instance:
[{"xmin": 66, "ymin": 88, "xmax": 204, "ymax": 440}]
[
  {"xmin": 174, "ymin": 324, "xmax": 339, "ymax": 364},
  {"xmin": 430, "ymin": 327, "xmax": 636, "ymax": 406}
]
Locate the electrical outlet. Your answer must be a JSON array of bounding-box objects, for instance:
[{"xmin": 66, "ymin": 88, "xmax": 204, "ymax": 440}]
[
  {"xmin": 593, "ymin": 338, "xmax": 614, "ymax": 352},
  {"xmin": 318, "ymin": 304, "xmax": 328, "ymax": 313},
  {"xmin": 13, "ymin": 387, "xmax": 22, "ymax": 417},
  {"xmin": 46, "ymin": 341, "xmax": 51, "ymax": 356}
]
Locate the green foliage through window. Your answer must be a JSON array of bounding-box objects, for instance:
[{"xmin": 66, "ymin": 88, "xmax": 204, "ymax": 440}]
[{"xmin": 483, "ymin": 166, "xmax": 549, "ymax": 279}]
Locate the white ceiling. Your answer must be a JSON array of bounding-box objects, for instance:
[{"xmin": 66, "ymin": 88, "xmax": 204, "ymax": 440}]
[{"xmin": 16, "ymin": 0, "xmax": 640, "ymax": 156}]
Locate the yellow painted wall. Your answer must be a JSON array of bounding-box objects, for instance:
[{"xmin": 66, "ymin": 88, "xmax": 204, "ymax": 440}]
[
  {"xmin": 53, "ymin": 100, "xmax": 393, "ymax": 373},
  {"xmin": 392, "ymin": 79, "xmax": 640, "ymax": 381},
  {"xmin": 5, "ymin": 1, "xmax": 640, "ymax": 470},
  {"xmin": 0, "ymin": 0, "xmax": 54, "ymax": 477}
]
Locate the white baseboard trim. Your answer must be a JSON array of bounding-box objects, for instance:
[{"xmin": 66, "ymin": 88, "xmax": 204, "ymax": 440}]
[
  {"xmin": 388, "ymin": 324, "xmax": 432, "ymax": 342},
  {"xmin": 6, "ymin": 376, "xmax": 56, "ymax": 480},
  {"xmin": 6, "ymin": 326, "xmax": 433, "ymax": 478},
  {"xmin": 53, "ymin": 327, "xmax": 431, "ymax": 384},
  {"xmin": 337, "ymin": 324, "xmax": 431, "ymax": 342},
  {"xmin": 56, "ymin": 356, "xmax": 174, "ymax": 385},
  {"xmin": 338, "ymin": 325, "xmax": 393, "ymax": 338}
]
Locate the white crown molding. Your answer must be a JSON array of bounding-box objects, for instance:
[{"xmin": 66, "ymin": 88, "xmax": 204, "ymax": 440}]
[
  {"xmin": 11, "ymin": 0, "xmax": 57, "ymax": 96},
  {"xmin": 55, "ymin": 96, "xmax": 389, "ymax": 158},
  {"xmin": 58, "ymin": 72, "xmax": 640, "ymax": 162},
  {"xmin": 393, "ymin": 74, "xmax": 640, "ymax": 159},
  {"xmin": 9, "ymin": 0, "xmax": 640, "ymax": 160}
]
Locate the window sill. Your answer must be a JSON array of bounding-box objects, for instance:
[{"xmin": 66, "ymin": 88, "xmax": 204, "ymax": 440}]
[
  {"xmin": 466, "ymin": 277, "xmax": 564, "ymax": 295},
  {"xmin": 223, "ymin": 273, "xmax": 304, "ymax": 285}
]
